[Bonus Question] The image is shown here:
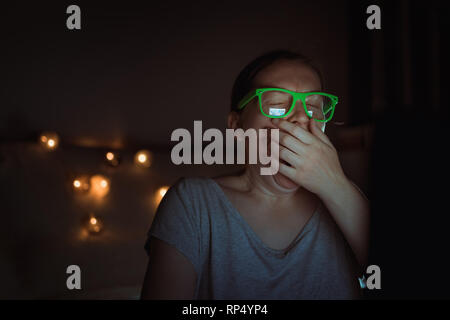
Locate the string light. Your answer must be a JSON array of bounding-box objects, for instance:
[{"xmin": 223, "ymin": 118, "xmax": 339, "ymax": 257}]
[
  {"xmin": 35, "ymin": 132, "xmax": 168, "ymax": 238},
  {"xmin": 72, "ymin": 175, "xmax": 90, "ymax": 192},
  {"xmin": 39, "ymin": 132, "xmax": 59, "ymax": 151},
  {"xmin": 34, "ymin": 129, "xmax": 175, "ymax": 240},
  {"xmin": 85, "ymin": 213, "xmax": 103, "ymax": 235},
  {"xmin": 158, "ymin": 186, "xmax": 168, "ymax": 198},
  {"xmin": 106, "ymin": 152, "xmax": 114, "ymax": 161},
  {"xmin": 105, "ymin": 151, "xmax": 120, "ymax": 167},
  {"xmin": 154, "ymin": 186, "xmax": 169, "ymax": 206},
  {"xmin": 134, "ymin": 150, "xmax": 152, "ymax": 168},
  {"xmin": 89, "ymin": 175, "xmax": 110, "ymax": 198}
]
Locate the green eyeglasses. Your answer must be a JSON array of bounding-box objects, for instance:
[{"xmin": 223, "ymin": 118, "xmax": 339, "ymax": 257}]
[{"xmin": 237, "ymin": 88, "xmax": 338, "ymax": 123}]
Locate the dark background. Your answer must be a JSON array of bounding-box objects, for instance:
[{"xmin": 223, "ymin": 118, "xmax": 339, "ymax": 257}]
[{"xmin": 0, "ymin": 0, "xmax": 448, "ymax": 299}]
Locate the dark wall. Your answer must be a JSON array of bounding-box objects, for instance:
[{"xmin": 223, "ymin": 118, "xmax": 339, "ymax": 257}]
[{"xmin": 1, "ymin": 0, "xmax": 350, "ymax": 146}]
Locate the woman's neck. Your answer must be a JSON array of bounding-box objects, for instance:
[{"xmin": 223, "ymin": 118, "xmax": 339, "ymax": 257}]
[{"xmin": 237, "ymin": 167, "xmax": 311, "ymax": 207}]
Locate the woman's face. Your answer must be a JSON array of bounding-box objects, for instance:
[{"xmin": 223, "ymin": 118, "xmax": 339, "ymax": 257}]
[{"xmin": 228, "ymin": 59, "xmax": 323, "ymax": 193}]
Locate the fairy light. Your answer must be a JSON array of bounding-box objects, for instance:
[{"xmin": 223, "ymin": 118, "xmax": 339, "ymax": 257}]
[
  {"xmin": 89, "ymin": 175, "xmax": 110, "ymax": 198},
  {"xmin": 85, "ymin": 214, "xmax": 103, "ymax": 235},
  {"xmin": 134, "ymin": 150, "xmax": 152, "ymax": 168},
  {"xmin": 105, "ymin": 151, "xmax": 120, "ymax": 167},
  {"xmin": 39, "ymin": 132, "xmax": 59, "ymax": 151},
  {"xmin": 158, "ymin": 186, "xmax": 168, "ymax": 198},
  {"xmin": 154, "ymin": 186, "xmax": 169, "ymax": 206},
  {"xmin": 72, "ymin": 176, "xmax": 90, "ymax": 192},
  {"xmin": 106, "ymin": 152, "xmax": 114, "ymax": 161}
]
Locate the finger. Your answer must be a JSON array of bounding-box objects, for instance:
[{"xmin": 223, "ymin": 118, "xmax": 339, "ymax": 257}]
[
  {"xmin": 279, "ymin": 131, "xmax": 307, "ymax": 156},
  {"xmin": 272, "ymin": 118, "xmax": 315, "ymax": 144},
  {"xmin": 279, "ymin": 145, "xmax": 302, "ymax": 168},
  {"xmin": 309, "ymin": 119, "xmax": 334, "ymax": 148},
  {"xmin": 278, "ymin": 162, "xmax": 297, "ymax": 180}
]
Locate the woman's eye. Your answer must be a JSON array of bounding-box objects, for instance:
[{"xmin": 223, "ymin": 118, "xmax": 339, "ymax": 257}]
[
  {"xmin": 307, "ymin": 105, "xmax": 322, "ymax": 113},
  {"xmin": 269, "ymin": 107, "xmax": 286, "ymax": 116}
]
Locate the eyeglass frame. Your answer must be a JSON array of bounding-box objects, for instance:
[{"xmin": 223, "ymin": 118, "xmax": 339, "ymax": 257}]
[{"xmin": 237, "ymin": 88, "xmax": 338, "ymax": 122}]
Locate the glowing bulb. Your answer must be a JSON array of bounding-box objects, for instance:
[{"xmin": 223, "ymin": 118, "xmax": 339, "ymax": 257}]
[
  {"xmin": 39, "ymin": 132, "xmax": 59, "ymax": 151},
  {"xmin": 154, "ymin": 186, "xmax": 169, "ymax": 207},
  {"xmin": 134, "ymin": 150, "xmax": 152, "ymax": 168},
  {"xmin": 106, "ymin": 152, "xmax": 115, "ymax": 161},
  {"xmin": 85, "ymin": 214, "xmax": 103, "ymax": 235},
  {"xmin": 105, "ymin": 151, "xmax": 120, "ymax": 167},
  {"xmin": 138, "ymin": 154, "xmax": 146, "ymax": 163},
  {"xmin": 89, "ymin": 175, "xmax": 110, "ymax": 198},
  {"xmin": 72, "ymin": 176, "xmax": 90, "ymax": 192},
  {"xmin": 159, "ymin": 186, "xmax": 168, "ymax": 197}
]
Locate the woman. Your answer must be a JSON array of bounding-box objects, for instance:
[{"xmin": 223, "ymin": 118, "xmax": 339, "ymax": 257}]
[{"xmin": 141, "ymin": 50, "xmax": 370, "ymax": 299}]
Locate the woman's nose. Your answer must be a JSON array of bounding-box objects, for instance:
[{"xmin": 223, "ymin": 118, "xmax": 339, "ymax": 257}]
[{"xmin": 285, "ymin": 101, "xmax": 309, "ymax": 128}]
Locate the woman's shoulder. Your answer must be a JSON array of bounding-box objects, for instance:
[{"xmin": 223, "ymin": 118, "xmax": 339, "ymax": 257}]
[
  {"xmin": 169, "ymin": 176, "xmax": 217, "ymax": 198},
  {"xmin": 173, "ymin": 176, "xmax": 213, "ymax": 188},
  {"xmin": 168, "ymin": 176, "xmax": 244, "ymax": 214},
  {"xmin": 162, "ymin": 177, "xmax": 229, "ymax": 225},
  {"xmin": 212, "ymin": 172, "xmax": 249, "ymax": 193},
  {"xmin": 156, "ymin": 177, "xmax": 218, "ymax": 220},
  {"xmin": 172, "ymin": 174, "xmax": 244, "ymax": 194}
]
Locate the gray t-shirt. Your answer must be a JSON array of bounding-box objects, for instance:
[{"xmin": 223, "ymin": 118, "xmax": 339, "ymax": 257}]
[{"xmin": 145, "ymin": 177, "xmax": 362, "ymax": 299}]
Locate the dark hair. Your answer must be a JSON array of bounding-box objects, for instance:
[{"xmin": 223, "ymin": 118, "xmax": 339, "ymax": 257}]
[{"xmin": 230, "ymin": 50, "xmax": 324, "ymax": 112}]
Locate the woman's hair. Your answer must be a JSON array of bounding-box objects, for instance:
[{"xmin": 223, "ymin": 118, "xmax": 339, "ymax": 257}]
[{"xmin": 230, "ymin": 50, "xmax": 323, "ymax": 112}]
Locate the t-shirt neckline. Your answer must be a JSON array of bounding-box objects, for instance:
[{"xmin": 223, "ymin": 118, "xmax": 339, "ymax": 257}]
[{"xmin": 206, "ymin": 178, "xmax": 320, "ymax": 257}]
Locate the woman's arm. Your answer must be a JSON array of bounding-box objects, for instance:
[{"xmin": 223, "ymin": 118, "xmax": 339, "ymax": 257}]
[
  {"xmin": 273, "ymin": 118, "xmax": 370, "ymax": 268},
  {"xmin": 319, "ymin": 176, "xmax": 370, "ymax": 268},
  {"xmin": 141, "ymin": 237, "xmax": 197, "ymax": 299}
]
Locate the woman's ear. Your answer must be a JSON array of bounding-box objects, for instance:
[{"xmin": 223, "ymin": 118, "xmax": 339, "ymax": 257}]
[{"xmin": 227, "ymin": 111, "xmax": 241, "ymax": 130}]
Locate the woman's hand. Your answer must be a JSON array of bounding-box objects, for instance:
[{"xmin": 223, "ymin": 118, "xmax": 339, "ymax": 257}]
[
  {"xmin": 272, "ymin": 117, "xmax": 370, "ymax": 267},
  {"xmin": 272, "ymin": 118, "xmax": 348, "ymax": 199}
]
